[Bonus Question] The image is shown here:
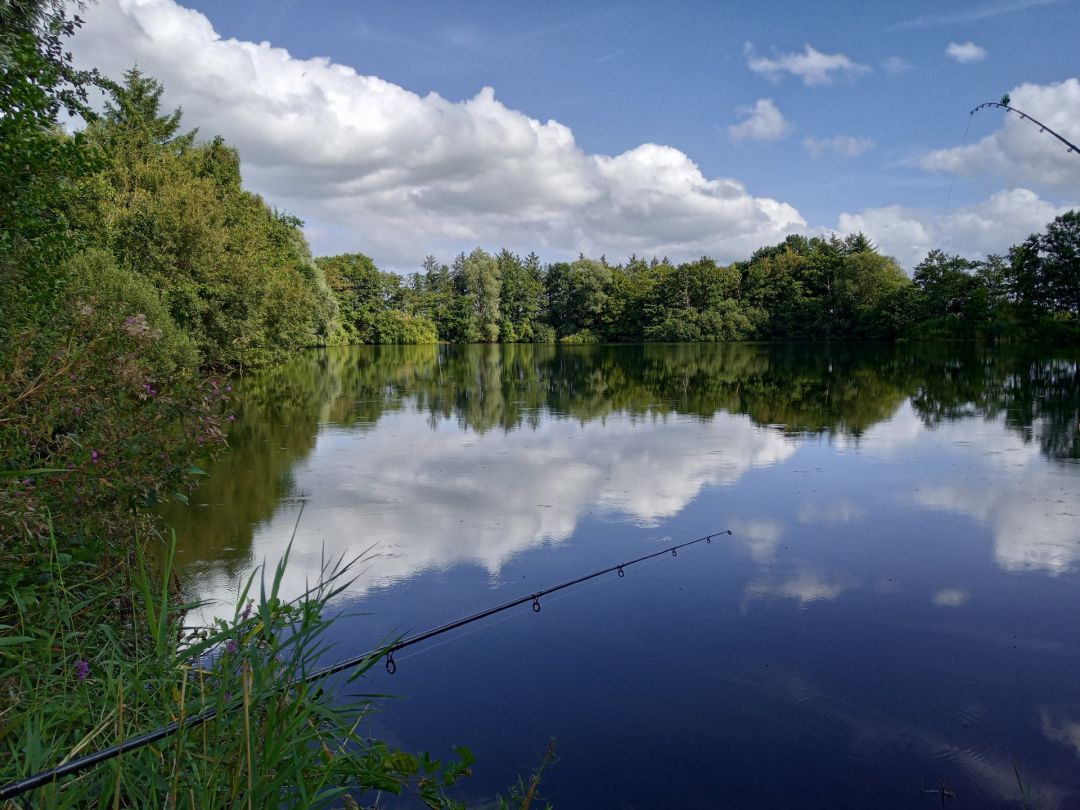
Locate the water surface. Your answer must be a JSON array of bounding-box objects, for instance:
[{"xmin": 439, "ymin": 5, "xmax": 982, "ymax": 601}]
[{"xmin": 165, "ymin": 343, "xmax": 1080, "ymax": 809}]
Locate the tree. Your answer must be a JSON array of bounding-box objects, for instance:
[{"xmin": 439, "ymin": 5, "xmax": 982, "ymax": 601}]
[
  {"xmin": 76, "ymin": 70, "xmax": 335, "ymax": 367},
  {"xmin": 453, "ymin": 249, "xmax": 501, "ymax": 342},
  {"xmin": 99, "ymin": 66, "xmax": 192, "ymax": 152},
  {"xmin": 0, "ymin": 0, "xmax": 100, "ymax": 336},
  {"xmin": 741, "ymin": 248, "xmax": 809, "ymax": 338},
  {"xmin": 497, "ymin": 249, "xmax": 545, "ymax": 342},
  {"xmin": 833, "ymin": 251, "xmax": 908, "ymax": 337},
  {"xmin": 545, "ymin": 257, "xmax": 613, "ymax": 339},
  {"xmin": 1005, "ymin": 212, "xmax": 1080, "ymax": 322},
  {"xmin": 643, "ymin": 258, "xmax": 749, "ymax": 341},
  {"xmin": 1035, "ymin": 211, "xmax": 1080, "ymax": 316}
]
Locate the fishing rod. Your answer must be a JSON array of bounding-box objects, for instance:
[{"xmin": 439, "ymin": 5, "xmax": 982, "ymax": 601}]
[
  {"xmin": 970, "ymin": 98, "xmax": 1080, "ymax": 157},
  {"xmin": 0, "ymin": 527, "xmax": 733, "ymax": 802}
]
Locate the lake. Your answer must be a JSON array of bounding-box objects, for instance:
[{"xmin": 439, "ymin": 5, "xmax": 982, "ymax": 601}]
[{"xmin": 163, "ymin": 342, "xmax": 1080, "ymax": 809}]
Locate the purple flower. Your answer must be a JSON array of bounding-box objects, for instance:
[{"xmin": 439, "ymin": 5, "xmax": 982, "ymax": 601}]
[
  {"xmin": 227, "ymin": 415, "xmax": 236, "ymax": 423},
  {"xmin": 75, "ymin": 659, "xmax": 89, "ymax": 682},
  {"xmin": 240, "ymin": 602, "xmax": 252, "ymax": 621},
  {"xmin": 225, "ymin": 640, "xmax": 238, "ymax": 655},
  {"xmin": 91, "ymin": 450, "xmax": 99, "ymax": 462}
]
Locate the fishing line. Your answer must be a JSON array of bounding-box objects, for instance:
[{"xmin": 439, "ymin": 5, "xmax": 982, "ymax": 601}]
[
  {"xmin": 390, "ymin": 607, "xmax": 526, "ymax": 666},
  {"xmin": 394, "ymin": 568, "xmax": 613, "ymax": 666},
  {"xmin": 0, "ymin": 527, "xmax": 734, "ymax": 801},
  {"xmin": 939, "ymin": 111, "xmax": 973, "ymax": 240}
]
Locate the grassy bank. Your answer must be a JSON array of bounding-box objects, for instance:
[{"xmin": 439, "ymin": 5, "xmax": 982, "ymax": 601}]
[{"xmin": 0, "ymin": 526, "xmax": 478, "ymax": 808}]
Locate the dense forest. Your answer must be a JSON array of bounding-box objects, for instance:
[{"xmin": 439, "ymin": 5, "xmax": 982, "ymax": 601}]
[{"xmin": 323, "ymin": 221, "xmax": 1080, "ymax": 346}]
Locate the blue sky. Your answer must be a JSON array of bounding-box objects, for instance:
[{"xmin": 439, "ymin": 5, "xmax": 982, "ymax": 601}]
[{"xmin": 71, "ymin": 0, "xmax": 1080, "ymax": 270}]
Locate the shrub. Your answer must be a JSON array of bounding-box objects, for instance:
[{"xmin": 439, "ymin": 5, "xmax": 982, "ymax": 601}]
[{"xmin": 0, "ymin": 270, "xmax": 226, "ymax": 545}]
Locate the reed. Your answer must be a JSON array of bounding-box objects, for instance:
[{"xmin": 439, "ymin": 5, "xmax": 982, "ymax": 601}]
[{"xmin": 0, "ymin": 527, "xmax": 475, "ymax": 809}]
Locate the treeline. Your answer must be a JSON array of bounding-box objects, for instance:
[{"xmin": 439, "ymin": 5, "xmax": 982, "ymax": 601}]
[{"xmin": 322, "ymin": 218, "xmax": 1080, "ymax": 346}]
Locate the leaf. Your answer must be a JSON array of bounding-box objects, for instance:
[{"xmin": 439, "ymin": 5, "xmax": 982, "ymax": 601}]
[
  {"xmin": 0, "ymin": 636, "xmax": 35, "ymax": 647},
  {"xmin": 452, "ymin": 745, "xmax": 476, "ymax": 768},
  {"xmin": 171, "ymin": 491, "xmax": 189, "ymax": 505},
  {"xmin": 0, "ymin": 468, "xmax": 70, "ymax": 478}
]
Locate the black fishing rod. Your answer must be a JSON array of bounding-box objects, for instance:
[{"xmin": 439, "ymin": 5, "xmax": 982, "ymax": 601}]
[
  {"xmin": 0, "ymin": 527, "xmax": 733, "ymax": 802},
  {"xmin": 970, "ymin": 99, "xmax": 1080, "ymax": 157}
]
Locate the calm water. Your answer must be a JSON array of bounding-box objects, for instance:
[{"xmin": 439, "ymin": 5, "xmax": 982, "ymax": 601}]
[{"xmin": 164, "ymin": 343, "xmax": 1080, "ymax": 809}]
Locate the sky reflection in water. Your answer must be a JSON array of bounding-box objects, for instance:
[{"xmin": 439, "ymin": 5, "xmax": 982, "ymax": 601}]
[{"xmin": 165, "ymin": 343, "xmax": 1080, "ymax": 809}]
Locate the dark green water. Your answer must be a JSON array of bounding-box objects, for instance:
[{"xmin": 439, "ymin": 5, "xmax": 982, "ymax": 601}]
[{"xmin": 165, "ymin": 342, "xmax": 1080, "ymax": 809}]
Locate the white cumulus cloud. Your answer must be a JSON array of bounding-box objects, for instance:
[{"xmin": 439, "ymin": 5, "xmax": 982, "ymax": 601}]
[
  {"xmin": 184, "ymin": 406, "xmax": 797, "ymax": 616},
  {"xmin": 882, "ymin": 56, "xmax": 912, "ymax": 75},
  {"xmin": 70, "ymin": 0, "xmax": 807, "ymax": 267},
  {"xmin": 945, "ymin": 41, "xmax": 989, "ymax": 63},
  {"xmin": 803, "ymin": 135, "xmax": 873, "ymax": 158},
  {"xmin": 920, "ymin": 78, "xmax": 1080, "ymax": 193},
  {"xmin": 730, "ymin": 518, "xmax": 786, "ymax": 563},
  {"xmin": 744, "ymin": 569, "xmax": 852, "ymax": 609},
  {"xmin": 744, "ymin": 42, "xmax": 871, "ymax": 86},
  {"xmin": 729, "ymin": 98, "xmax": 791, "ymax": 142},
  {"xmin": 836, "ymin": 188, "xmax": 1073, "ymax": 270},
  {"xmin": 933, "ymin": 588, "xmax": 970, "ymax": 607}
]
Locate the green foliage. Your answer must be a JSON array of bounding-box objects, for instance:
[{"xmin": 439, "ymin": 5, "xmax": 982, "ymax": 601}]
[
  {"xmin": 0, "ymin": 1, "xmax": 101, "ymax": 340},
  {"xmin": 65, "ymin": 249, "xmax": 199, "ymax": 374},
  {"xmin": 377, "ymin": 310, "xmax": 439, "ymax": 344},
  {"xmin": 0, "ymin": 533, "xmax": 474, "ymax": 808},
  {"xmin": 498, "ymin": 250, "xmax": 545, "ymax": 342},
  {"xmin": 318, "ymin": 253, "xmax": 438, "ymax": 344},
  {"xmin": 559, "ymin": 329, "xmax": 602, "ymax": 344},
  {"xmin": 1009, "ymin": 210, "xmax": 1080, "ymax": 319},
  {"xmin": 467, "ymin": 248, "xmax": 503, "ymax": 342},
  {"xmin": 642, "ymin": 258, "xmax": 751, "ymax": 341},
  {"xmin": 546, "ymin": 258, "xmax": 614, "ymax": 338},
  {"xmin": 496, "ymin": 739, "xmax": 557, "ymax": 810},
  {"xmin": 74, "ymin": 69, "xmax": 334, "ymax": 368},
  {"xmin": 0, "ymin": 287, "xmax": 227, "ymax": 544},
  {"xmin": 833, "ymin": 250, "xmax": 908, "ymax": 337}
]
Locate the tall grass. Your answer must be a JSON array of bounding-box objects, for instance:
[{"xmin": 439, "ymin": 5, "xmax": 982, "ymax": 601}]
[{"xmin": 0, "ymin": 529, "xmax": 474, "ymax": 808}]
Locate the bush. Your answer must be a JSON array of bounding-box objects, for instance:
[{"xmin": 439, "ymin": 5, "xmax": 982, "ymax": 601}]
[
  {"xmin": 529, "ymin": 323, "xmax": 557, "ymax": 344},
  {"xmin": 373, "ymin": 310, "xmax": 439, "ymax": 344},
  {"xmin": 65, "ymin": 249, "xmax": 199, "ymax": 374},
  {"xmin": 0, "ymin": 271, "xmax": 226, "ymax": 545},
  {"xmin": 559, "ymin": 329, "xmax": 600, "ymax": 344}
]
